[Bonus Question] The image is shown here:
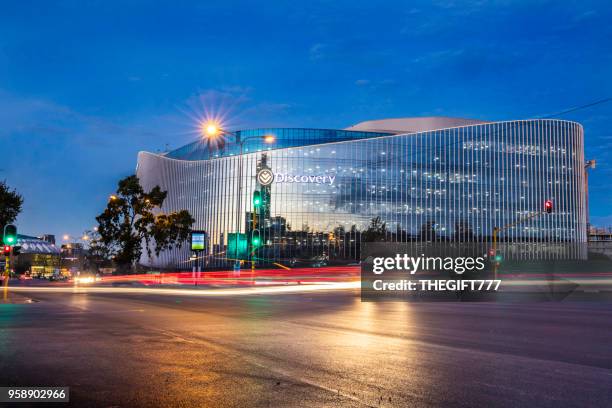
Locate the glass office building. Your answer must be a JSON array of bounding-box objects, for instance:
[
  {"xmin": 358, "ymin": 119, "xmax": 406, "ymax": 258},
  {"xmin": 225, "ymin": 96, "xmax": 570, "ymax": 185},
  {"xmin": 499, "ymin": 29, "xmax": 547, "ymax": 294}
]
[{"xmin": 136, "ymin": 117, "xmax": 587, "ymax": 269}]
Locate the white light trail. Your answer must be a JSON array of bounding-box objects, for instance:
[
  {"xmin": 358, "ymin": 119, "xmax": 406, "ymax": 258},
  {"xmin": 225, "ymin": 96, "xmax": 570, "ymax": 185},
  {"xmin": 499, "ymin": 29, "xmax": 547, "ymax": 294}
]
[{"xmin": 7, "ymin": 281, "xmax": 360, "ymax": 297}]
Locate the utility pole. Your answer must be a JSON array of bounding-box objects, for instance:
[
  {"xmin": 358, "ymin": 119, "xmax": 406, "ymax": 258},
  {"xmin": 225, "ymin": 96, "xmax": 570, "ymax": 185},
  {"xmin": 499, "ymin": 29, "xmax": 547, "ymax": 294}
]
[{"xmin": 584, "ymin": 160, "xmax": 596, "ymax": 236}]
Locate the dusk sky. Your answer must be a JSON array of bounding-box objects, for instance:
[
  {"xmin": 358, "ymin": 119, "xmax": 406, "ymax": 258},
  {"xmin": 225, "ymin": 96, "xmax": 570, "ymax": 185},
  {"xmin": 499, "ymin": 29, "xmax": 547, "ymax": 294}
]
[{"xmin": 1, "ymin": 0, "xmax": 611, "ymax": 239}]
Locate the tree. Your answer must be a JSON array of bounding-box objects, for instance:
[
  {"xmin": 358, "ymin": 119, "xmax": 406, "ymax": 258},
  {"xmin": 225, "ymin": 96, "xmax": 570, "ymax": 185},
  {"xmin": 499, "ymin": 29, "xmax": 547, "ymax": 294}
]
[
  {"xmin": 333, "ymin": 225, "xmax": 346, "ymax": 241},
  {"xmin": 94, "ymin": 175, "xmax": 195, "ymax": 272},
  {"xmin": 362, "ymin": 216, "xmax": 387, "ymax": 242},
  {"xmin": 0, "ymin": 181, "xmax": 23, "ymax": 231}
]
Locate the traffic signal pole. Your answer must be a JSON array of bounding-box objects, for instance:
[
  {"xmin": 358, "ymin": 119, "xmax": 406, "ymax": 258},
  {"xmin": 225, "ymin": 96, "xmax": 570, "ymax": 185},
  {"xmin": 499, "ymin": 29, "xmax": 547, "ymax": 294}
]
[
  {"xmin": 251, "ymin": 210, "xmax": 257, "ymax": 275},
  {"xmin": 492, "ymin": 210, "xmax": 548, "ymax": 279},
  {"xmin": 3, "ymin": 225, "xmax": 18, "ymax": 301},
  {"xmin": 3, "ymin": 253, "xmax": 9, "ymax": 301}
]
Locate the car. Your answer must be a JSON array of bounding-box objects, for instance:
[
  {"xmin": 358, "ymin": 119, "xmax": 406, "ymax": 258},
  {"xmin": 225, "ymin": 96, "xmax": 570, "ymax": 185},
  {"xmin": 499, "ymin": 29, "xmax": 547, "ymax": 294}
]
[{"xmin": 74, "ymin": 274, "xmax": 102, "ymax": 284}]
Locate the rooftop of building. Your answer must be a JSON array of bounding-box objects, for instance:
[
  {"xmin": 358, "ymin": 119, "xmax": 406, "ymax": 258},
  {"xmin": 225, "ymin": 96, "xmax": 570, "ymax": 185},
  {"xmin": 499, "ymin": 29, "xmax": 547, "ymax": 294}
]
[
  {"xmin": 159, "ymin": 116, "xmax": 492, "ymax": 162},
  {"xmin": 345, "ymin": 116, "xmax": 488, "ymax": 134},
  {"xmin": 16, "ymin": 234, "xmax": 61, "ymax": 255}
]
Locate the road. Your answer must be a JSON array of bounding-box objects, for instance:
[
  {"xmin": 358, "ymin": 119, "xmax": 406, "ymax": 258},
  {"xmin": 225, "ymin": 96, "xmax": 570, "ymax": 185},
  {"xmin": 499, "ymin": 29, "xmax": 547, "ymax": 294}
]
[{"xmin": 1, "ymin": 287, "xmax": 611, "ymax": 407}]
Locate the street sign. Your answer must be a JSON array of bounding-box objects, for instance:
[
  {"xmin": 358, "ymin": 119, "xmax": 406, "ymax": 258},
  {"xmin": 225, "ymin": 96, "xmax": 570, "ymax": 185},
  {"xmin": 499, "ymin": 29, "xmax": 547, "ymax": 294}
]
[{"xmin": 190, "ymin": 231, "xmax": 206, "ymax": 252}]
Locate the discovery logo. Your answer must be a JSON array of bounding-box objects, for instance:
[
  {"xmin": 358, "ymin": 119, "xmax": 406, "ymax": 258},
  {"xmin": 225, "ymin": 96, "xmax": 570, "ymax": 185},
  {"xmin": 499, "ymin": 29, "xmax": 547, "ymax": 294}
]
[
  {"xmin": 256, "ymin": 169, "xmax": 336, "ymax": 186},
  {"xmin": 276, "ymin": 173, "xmax": 336, "ymax": 185}
]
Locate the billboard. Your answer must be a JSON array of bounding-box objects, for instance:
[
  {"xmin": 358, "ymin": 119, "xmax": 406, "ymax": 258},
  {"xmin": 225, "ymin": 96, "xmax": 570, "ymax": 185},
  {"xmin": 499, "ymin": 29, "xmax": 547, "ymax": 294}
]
[{"xmin": 190, "ymin": 231, "xmax": 206, "ymax": 252}]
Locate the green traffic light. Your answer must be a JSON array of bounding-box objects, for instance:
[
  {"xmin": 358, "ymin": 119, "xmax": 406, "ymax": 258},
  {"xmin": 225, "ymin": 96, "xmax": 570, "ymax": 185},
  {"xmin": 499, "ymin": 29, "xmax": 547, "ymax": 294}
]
[
  {"xmin": 494, "ymin": 254, "xmax": 503, "ymax": 262},
  {"xmin": 3, "ymin": 224, "xmax": 17, "ymax": 245},
  {"xmin": 253, "ymin": 191, "xmax": 262, "ymax": 207},
  {"xmin": 251, "ymin": 230, "xmax": 261, "ymax": 247}
]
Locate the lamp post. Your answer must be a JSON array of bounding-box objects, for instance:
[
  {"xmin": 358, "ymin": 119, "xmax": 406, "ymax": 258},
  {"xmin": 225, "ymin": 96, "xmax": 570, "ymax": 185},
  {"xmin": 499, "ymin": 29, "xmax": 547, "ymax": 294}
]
[
  {"xmin": 584, "ymin": 160, "xmax": 596, "ymax": 237},
  {"xmin": 202, "ymin": 123, "xmax": 275, "ymax": 270}
]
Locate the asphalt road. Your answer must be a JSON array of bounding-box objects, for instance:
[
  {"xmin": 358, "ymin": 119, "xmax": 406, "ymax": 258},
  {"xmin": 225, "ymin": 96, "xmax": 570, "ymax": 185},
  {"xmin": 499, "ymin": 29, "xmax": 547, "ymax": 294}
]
[{"xmin": 1, "ymin": 288, "xmax": 611, "ymax": 407}]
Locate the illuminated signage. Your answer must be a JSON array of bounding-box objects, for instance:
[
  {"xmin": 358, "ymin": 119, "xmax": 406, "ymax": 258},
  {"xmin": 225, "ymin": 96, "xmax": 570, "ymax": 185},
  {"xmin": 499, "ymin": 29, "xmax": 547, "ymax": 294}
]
[
  {"xmin": 191, "ymin": 231, "xmax": 206, "ymax": 252},
  {"xmin": 257, "ymin": 168, "xmax": 274, "ymax": 186},
  {"xmin": 275, "ymin": 173, "xmax": 335, "ymax": 185},
  {"xmin": 257, "ymin": 168, "xmax": 336, "ymax": 186}
]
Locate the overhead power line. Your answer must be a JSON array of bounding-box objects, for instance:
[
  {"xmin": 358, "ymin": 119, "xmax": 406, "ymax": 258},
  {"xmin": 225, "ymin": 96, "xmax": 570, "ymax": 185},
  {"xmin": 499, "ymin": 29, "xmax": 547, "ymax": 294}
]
[{"xmin": 538, "ymin": 97, "xmax": 612, "ymax": 119}]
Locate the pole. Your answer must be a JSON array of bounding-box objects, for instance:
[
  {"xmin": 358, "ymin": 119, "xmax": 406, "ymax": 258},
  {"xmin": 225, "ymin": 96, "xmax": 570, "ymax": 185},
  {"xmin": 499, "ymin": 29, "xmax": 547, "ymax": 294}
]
[
  {"xmin": 252, "ymin": 209, "xmax": 257, "ymax": 276},
  {"xmin": 491, "ymin": 210, "xmax": 546, "ymax": 280},
  {"xmin": 235, "ymin": 141, "xmax": 244, "ymax": 270},
  {"xmin": 492, "ymin": 227, "xmax": 498, "ymax": 280},
  {"xmin": 192, "ymin": 256, "xmax": 196, "ymax": 285},
  {"xmin": 197, "ymin": 253, "xmax": 201, "ymax": 281},
  {"xmin": 3, "ymin": 254, "xmax": 9, "ymax": 301},
  {"xmin": 584, "ymin": 162, "xmax": 592, "ymax": 236}
]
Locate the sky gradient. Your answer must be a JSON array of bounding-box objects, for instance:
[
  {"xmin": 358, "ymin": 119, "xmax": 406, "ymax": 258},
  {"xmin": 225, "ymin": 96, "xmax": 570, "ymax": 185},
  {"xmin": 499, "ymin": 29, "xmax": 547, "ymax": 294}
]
[{"xmin": 1, "ymin": 0, "xmax": 611, "ymax": 239}]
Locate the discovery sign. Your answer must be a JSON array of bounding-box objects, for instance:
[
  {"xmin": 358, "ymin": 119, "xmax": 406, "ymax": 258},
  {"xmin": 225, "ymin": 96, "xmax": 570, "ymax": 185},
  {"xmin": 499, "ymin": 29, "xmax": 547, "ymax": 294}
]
[{"xmin": 256, "ymin": 168, "xmax": 335, "ymax": 186}]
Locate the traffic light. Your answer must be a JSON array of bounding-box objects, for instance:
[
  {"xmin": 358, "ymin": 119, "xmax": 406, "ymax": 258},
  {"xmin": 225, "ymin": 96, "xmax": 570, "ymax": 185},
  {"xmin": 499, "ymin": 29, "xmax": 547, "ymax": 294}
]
[
  {"xmin": 12, "ymin": 246, "xmax": 21, "ymax": 256},
  {"xmin": 251, "ymin": 230, "xmax": 261, "ymax": 247},
  {"xmin": 3, "ymin": 224, "xmax": 17, "ymax": 245},
  {"xmin": 3, "ymin": 245, "xmax": 10, "ymax": 256},
  {"xmin": 544, "ymin": 200, "xmax": 553, "ymax": 213},
  {"xmin": 253, "ymin": 190, "xmax": 262, "ymax": 208},
  {"xmin": 494, "ymin": 254, "xmax": 503, "ymax": 263}
]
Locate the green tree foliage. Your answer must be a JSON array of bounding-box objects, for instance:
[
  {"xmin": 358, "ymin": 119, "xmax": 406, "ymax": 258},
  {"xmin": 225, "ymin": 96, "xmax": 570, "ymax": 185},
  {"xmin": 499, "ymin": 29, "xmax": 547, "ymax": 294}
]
[
  {"xmin": 0, "ymin": 181, "xmax": 23, "ymax": 231},
  {"xmin": 94, "ymin": 175, "xmax": 194, "ymax": 271}
]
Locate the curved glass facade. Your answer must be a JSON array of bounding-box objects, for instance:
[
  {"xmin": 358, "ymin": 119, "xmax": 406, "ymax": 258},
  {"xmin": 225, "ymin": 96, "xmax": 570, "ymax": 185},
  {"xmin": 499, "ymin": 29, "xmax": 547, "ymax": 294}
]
[
  {"xmin": 164, "ymin": 128, "xmax": 393, "ymax": 161},
  {"xmin": 137, "ymin": 119, "xmax": 586, "ymax": 269}
]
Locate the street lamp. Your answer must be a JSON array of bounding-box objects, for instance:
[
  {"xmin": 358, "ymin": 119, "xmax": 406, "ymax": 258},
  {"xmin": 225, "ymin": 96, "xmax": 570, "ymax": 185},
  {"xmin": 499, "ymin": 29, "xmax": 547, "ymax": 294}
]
[
  {"xmin": 200, "ymin": 121, "xmax": 276, "ymax": 269},
  {"xmin": 206, "ymin": 124, "xmax": 219, "ymax": 136},
  {"xmin": 585, "ymin": 159, "xmax": 596, "ymax": 234}
]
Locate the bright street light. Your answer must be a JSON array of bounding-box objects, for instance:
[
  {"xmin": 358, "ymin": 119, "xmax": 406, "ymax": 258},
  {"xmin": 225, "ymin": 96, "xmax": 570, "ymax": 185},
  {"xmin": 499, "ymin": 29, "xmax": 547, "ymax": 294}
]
[
  {"xmin": 201, "ymin": 121, "xmax": 220, "ymax": 137},
  {"xmin": 206, "ymin": 124, "xmax": 218, "ymax": 136}
]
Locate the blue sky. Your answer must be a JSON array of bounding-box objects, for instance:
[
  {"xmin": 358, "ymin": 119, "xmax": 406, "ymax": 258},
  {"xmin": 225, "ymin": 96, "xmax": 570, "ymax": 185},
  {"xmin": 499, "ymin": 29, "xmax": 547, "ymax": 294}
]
[{"xmin": 1, "ymin": 0, "xmax": 611, "ymax": 238}]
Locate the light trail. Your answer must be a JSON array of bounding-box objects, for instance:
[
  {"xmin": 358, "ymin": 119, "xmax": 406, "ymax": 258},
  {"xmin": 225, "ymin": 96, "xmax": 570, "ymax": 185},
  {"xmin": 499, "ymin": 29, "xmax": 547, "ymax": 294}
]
[
  {"xmin": 91, "ymin": 266, "xmax": 361, "ymax": 287},
  {"xmin": 7, "ymin": 281, "xmax": 361, "ymax": 297},
  {"xmin": 7, "ymin": 277, "xmax": 612, "ymax": 299},
  {"xmin": 500, "ymin": 278, "xmax": 612, "ymax": 286}
]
